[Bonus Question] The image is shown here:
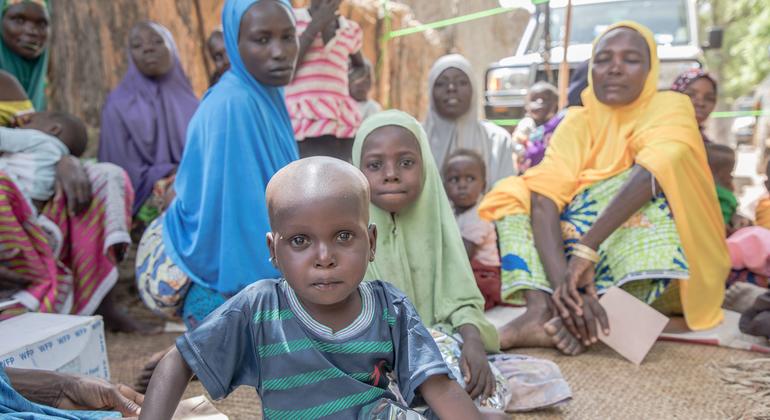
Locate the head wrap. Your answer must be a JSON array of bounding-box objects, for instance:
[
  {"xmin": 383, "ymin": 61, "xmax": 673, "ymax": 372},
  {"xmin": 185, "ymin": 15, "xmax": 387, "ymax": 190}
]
[
  {"xmin": 353, "ymin": 110, "xmax": 499, "ymax": 351},
  {"xmin": 424, "ymin": 54, "xmax": 515, "ymax": 188},
  {"xmin": 99, "ymin": 22, "xmax": 199, "ymax": 213}
]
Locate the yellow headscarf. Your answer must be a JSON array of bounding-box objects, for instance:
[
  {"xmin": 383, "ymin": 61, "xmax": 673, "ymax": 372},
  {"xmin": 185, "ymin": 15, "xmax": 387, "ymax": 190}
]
[{"xmin": 478, "ymin": 21, "xmax": 729, "ymax": 330}]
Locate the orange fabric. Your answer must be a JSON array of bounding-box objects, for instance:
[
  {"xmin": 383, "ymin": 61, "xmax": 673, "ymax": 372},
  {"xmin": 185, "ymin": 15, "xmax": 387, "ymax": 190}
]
[
  {"xmin": 756, "ymin": 197, "xmax": 770, "ymax": 230},
  {"xmin": 478, "ymin": 21, "xmax": 729, "ymax": 330}
]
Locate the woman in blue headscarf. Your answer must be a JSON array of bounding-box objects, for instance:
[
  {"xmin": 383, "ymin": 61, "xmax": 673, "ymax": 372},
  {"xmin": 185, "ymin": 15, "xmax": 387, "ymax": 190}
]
[{"xmin": 135, "ymin": 0, "xmax": 299, "ymax": 332}]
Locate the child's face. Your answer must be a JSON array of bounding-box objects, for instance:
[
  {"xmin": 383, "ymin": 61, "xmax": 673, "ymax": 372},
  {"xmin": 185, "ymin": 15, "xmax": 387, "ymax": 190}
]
[
  {"xmin": 683, "ymin": 78, "xmax": 717, "ymax": 126},
  {"xmin": 525, "ymin": 90, "xmax": 558, "ymax": 125},
  {"xmin": 360, "ymin": 126, "xmax": 423, "ymax": 214},
  {"xmin": 349, "ymin": 70, "xmax": 371, "ymax": 102},
  {"xmin": 443, "ymin": 156, "xmax": 485, "ymax": 210},
  {"xmin": 432, "ymin": 67, "xmax": 473, "ymax": 120},
  {"xmin": 711, "ymin": 155, "xmax": 736, "ymax": 191},
  {"xmin": 268, "ymin": 194, "xmax": 376, "ymax": 308},
  {"xmin": 238, "ymin": 1, "xmax": 298, "ymax": 86},
  {"xmin": 207, "ymin": 32, "xmax": 230, "ymax": 75},
  {"xmin": 129, "ymin": 23, "xmax": 174, "ymax": 79}
]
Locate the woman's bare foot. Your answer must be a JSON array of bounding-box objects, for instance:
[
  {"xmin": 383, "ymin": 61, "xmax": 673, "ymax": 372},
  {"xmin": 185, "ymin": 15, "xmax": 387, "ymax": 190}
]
[
  {"xmin": 134, "ymin": 346, "xmax": 172, "ymax": 393},
  {"xmin": 544, "ymin": 317, "xmax": 585, "ymax": 356},
  {"xmin": 724, "ymin": 283, "xmax": 767, "ymax": 313},
  {"xmin": 498, "ymin": 290, "xmax": 557, "ymax": 350}
]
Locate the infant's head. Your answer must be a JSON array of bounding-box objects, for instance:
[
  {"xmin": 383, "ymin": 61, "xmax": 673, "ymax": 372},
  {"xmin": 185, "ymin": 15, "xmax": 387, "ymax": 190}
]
[{"xmin": 24, "ymin": 111, "xmax": 88, "ymax": 157}]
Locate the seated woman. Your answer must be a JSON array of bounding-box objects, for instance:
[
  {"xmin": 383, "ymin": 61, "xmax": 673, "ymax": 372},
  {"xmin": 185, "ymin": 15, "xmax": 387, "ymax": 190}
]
[
  {"xmin": 133, "ymin": 0, "xmax": 300, "ymax": 391},
  {"xmin": 479, "ymin": 21, "xmax": 729, "ymax": 354},
  {"xmin": 135, "ymin": 0, "xmax": 298, "ymax": 330},
  {"xmin": 0, "ymin": 69, "xmax": 143, "ymax": 333},
  {"xmin": 99, "ymin": 21, "xmax": 198, "ymax": 234},
  {"xmin": 0, "ymin": 0, "xmax": 49, "ymax": 111},
  {"xmin": 424, "ymin": 54, "xmax": 515, "ymax": 187}
]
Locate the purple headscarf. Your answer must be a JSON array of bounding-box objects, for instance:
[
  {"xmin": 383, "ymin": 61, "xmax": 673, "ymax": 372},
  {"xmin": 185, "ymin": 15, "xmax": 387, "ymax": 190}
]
[{"xmin": 98, "ymin": 22, "xmax": 199, "ymax": 214}]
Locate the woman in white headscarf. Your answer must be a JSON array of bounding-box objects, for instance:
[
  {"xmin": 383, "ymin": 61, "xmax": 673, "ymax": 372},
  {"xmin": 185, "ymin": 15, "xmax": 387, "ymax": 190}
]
[{"xmin": 424, "ymin": 54, "xmax": 516, "ymax": 187}]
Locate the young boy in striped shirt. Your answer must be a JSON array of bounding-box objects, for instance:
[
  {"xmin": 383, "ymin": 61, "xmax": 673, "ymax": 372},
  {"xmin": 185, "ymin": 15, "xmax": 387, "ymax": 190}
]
[{"xmin": 139, "ymin": 157, "xmax": 485, "ymax": 419}]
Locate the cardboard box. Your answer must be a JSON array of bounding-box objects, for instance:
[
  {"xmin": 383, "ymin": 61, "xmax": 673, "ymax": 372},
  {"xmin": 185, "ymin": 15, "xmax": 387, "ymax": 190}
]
[{"xmin": 0, "ymin": 313, "xmax": 110, "ymax": 380}]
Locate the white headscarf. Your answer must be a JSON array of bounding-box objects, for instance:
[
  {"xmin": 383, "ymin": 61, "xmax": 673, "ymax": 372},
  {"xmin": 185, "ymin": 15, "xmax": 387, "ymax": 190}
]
[{"xmin": 423, "ymin": 54, "xmax": 516, "ymax": 188}]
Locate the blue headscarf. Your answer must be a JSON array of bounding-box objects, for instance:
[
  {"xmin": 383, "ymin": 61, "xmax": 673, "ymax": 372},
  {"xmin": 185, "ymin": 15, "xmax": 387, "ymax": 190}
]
[{"xmin": 162, "ymin": 0, "xmax": 298, "ymax": 294}]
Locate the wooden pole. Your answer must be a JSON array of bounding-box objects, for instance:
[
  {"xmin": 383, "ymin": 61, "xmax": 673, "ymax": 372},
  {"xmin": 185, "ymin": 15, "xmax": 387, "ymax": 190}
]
[{"xmin": 557, "ymin": 0, "xmax": 573, "ymax": 109}]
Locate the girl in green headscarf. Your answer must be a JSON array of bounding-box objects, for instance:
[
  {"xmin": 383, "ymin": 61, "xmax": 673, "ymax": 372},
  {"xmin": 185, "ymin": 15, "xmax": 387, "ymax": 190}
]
[
  {"xmin": 0, "ymin": 0, "xmax": 49, "ymax": 110},
  {"xmin": 353, "ymin": 109, "xmax": 501, "ymax": 400}
]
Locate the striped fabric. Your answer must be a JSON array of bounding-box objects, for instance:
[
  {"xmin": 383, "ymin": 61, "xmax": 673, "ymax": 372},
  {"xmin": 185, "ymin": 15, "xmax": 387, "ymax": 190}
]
[
  {"xmin": 177, "ymin": 279, "xmax": 451, "ymax": 419},
  {"xmin": 285, "ymin": 8, "xmax": 363, "ymax": 141},
  {"xmin": 1, "ymin": 162, "xmax": 133, "ymax": 319}
]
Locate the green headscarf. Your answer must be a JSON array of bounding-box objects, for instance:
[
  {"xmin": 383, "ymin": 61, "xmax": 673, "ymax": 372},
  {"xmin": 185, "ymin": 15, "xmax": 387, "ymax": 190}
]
[
  {"xmin": 353, "ymin": 110, "xmax": 500, "ymax": 352},
  {"xmin": 0, "ymin": 0, "xmax": 49, "ymax": 110}
]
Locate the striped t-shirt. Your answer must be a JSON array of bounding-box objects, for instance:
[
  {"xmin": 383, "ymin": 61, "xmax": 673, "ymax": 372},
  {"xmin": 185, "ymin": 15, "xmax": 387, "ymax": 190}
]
[
  {"xmin": 285, "ymin": 9, "xmax": 363, "ymax": 141},
  {"xmin": 176, "ymin": 279, "xmax": 451, "ymax": 419}
]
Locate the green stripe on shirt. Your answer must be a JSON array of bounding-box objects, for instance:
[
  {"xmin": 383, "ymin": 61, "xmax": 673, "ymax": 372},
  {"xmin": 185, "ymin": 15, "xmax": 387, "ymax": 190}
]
[
  {"xmin": 382, "ymin": 308, "xmax": 396, "ymax": 326},
  {"xmin": 263, "ymin": 387, "xmax": 386, "ymax": 420},
  {"xmin": 262, "ymin": 368, "xmax": 373, "ymax": 390},
  {"xmin": 257, "ymin": 339, "xmax": 393, "ymax": 358},
  {"xmin": 253, "ymin": 309, "xmax": 294, "ymax": 323}
]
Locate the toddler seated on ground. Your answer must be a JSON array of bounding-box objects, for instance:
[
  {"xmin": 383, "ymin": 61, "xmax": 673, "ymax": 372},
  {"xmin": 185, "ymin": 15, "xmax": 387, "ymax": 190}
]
[
  {"xmin": 349, "ymin": 58, "xmax": 382, "ymax": 122},
  {"xmin": 0, "ymin": 111, "xmax": 86, "ymax": 213},
  {"xmin": 139, "ymin": 157, "xmax": 485, "ymax": 419},
  {"xmin": 442, "ymin": 149, "xmax": 502, "ymax": 310}
]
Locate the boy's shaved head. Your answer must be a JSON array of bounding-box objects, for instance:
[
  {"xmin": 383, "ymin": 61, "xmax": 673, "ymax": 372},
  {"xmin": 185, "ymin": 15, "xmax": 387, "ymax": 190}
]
[{"xmin": 266, "ymin": 157, "xmax": 371, "ymax": 228}]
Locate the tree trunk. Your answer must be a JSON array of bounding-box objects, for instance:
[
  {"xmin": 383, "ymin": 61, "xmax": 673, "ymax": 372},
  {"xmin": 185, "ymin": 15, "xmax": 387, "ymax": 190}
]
[
  {"xmin": 47, "ymin": 0, "xmax": 441, "ymax": 137},
  {"xmin": 48, "ymin": 0, "xmax": 224, "ymax": 129}
]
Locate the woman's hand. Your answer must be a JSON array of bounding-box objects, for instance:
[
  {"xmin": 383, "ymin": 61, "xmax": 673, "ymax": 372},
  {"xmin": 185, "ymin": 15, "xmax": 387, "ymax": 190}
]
[
  {"xmin": 552, "ymin": 256, "xmax": 609, "ymax": 344},
  {"xmin": 457, "ymin": 325, "xmax": 495, "ymax": 399},
  {"xmin": 58, "ymin": 375, "xmax": 143, "ymax": 417},
  {"xmin": 55, "ymin": 156, "xmax": 92, "ymax": 215},
  {"xmin": 309, "ymin": 0, "xmax": 341, "ymax": 29}
]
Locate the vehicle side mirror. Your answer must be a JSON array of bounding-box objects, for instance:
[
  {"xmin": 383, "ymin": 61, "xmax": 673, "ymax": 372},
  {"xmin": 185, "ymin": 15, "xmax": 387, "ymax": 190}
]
[{"xmin": 703, "ymin": 27, "xmax": 723, "ymax": 50}]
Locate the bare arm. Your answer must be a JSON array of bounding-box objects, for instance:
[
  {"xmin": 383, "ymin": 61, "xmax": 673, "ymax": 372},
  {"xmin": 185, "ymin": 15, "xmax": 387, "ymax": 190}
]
[
  {"xmin": 553, "ymin": 165, "xmax": 657, "ymax": 342},
  {"xmin": 296, "ymin": 0, "xmax": 341, "ymax": 66},
  {"xmin": 139, "ymin": 347, "xmax": 193, "ymax": 420},
  {"xmin": 0, "ymin": 70, "xmax": 28, "ymax": 102},
  {"xmin": 579, "ymin": 165, "xmax": 656, "ymax": 250},
  {"xmin": 531, "ymin": 192, "xmax": 568, "ymax": 289},
  {"xmin": 419, "ymin": 375, "xmax": 482, "ymax": 420},
  {"xmin": 349, "ymin": 51, "xmax": 365, "ymax": 69},
  {"xmin": 457, "ymin": 324, "xmax": 494, "ymax": 399},
  {"xmin": 7, "ymin": 368, "xmax": 68, "ymax": 407}
]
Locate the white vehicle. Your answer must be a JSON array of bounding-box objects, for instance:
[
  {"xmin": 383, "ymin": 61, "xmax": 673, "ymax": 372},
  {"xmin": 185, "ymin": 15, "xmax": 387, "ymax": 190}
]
[{"xmin": 485, "ymin": 0, "xmax": 722, "ymax": 126}]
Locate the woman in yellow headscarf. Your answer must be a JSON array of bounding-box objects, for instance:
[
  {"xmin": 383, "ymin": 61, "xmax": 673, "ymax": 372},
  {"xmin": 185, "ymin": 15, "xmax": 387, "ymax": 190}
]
[{"xmin": 479, "ymin": 21, "xmax": 729, "ymax": 354}]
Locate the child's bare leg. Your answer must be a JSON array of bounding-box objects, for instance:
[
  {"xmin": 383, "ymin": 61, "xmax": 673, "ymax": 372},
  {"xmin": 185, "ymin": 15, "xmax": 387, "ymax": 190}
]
[{"xmin": 724, "ymin": 282, "xmax": 767, "ymax": 313}]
